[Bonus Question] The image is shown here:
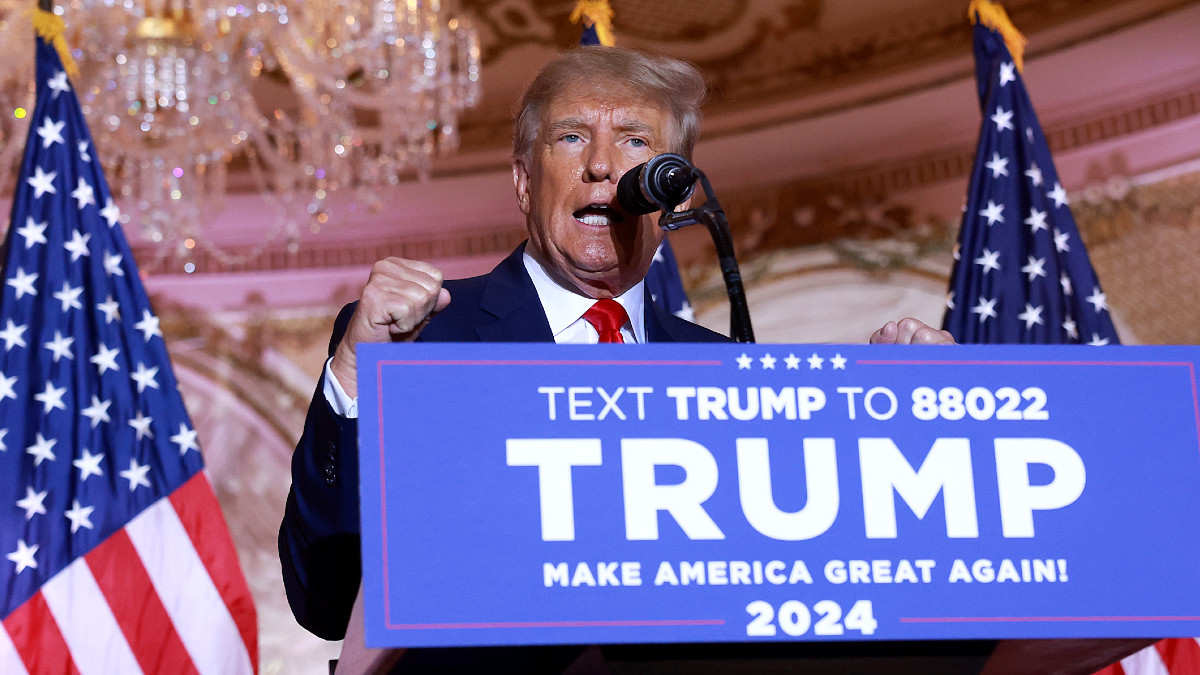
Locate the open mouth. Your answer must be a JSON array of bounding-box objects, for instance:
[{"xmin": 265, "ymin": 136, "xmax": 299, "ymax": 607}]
[{"xmin": 573, "ymin": 204, "xmax": 626, "ymax": 226}]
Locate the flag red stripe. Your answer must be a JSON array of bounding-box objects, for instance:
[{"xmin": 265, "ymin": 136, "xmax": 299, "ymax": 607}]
[
  {"xmin": 1093, "ymin": 663, "xmax": 1126, "ymax": 675},
  {"xmin": 1157, "ymin": 637, "xmax": 1200, "ymax": 671},
  {"xmin": 2, "ymin": 592, "xmax": 80, "ymax": 675},
  {"xmin": 86, "ymin": 527, "xmax": 199, "ymax": 675},
  {"xmin": 170, "ymin": 472, "xmax": 259, "ymax": 669}
]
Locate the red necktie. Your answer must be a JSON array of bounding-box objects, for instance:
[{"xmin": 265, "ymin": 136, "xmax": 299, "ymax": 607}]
[{"xmin": 583, "ymin": 299, "xmax": 628, "ymax": 343}]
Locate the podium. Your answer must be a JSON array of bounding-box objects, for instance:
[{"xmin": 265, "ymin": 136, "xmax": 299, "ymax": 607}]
[{"xmin": 346, "ymin": 343, "xmax": 1200, "ymax": 674}]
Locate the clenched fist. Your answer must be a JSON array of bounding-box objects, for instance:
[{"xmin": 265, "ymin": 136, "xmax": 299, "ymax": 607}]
[{"xmin": 330, "ymin": 258, "xmax": 452, "ymax": 398}]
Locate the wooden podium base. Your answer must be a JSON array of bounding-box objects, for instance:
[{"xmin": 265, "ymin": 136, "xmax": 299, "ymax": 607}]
[{"xmin": 599, "ymin": 638, "xmax": 1155, "ymax": 675}]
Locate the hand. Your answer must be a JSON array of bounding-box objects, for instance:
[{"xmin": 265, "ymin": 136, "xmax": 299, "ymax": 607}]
[
  {"xmin": 331, "ymin": 258, "xmax": 452, "ymax": 398},
  {"xmin": 869, "ymin": 318, "xmax": 956, "ymax": 345}
]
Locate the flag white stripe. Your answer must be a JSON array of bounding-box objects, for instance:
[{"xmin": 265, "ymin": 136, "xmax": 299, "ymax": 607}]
[
  {"xmin": 1121, "ymin": 644, "xmax": 1169, "ymax": 675},
  {"xmin": 0, "ymin": 625, "xmax": 30, "ymax": 675},
  {"xmin": 41, "ymin": 557, "xmax": 143, "ymax": 675},
  {"xmin": 126, "ymin": 497, "xmax": 253, "ymax": 675}
]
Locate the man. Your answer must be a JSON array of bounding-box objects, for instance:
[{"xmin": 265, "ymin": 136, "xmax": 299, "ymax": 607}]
[{"xmin": 279, "ymin": 46, "xmax": 951, "ymax": 670}]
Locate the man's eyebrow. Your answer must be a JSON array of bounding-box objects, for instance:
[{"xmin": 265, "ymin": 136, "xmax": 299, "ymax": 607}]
[{"xmin": 547, "ymin": 118, "xmax": 588, "ymax": 133}]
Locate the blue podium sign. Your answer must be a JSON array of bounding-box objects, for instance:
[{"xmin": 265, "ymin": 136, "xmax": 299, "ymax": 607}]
[{"xmin": 357, "ymin": 343, "xmax": 1200, "ymax": 648}]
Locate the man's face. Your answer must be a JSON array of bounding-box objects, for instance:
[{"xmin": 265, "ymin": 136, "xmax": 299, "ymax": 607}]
[{"xmin": 513, "ymin": 81, "xmax": 673, "ymax": 299}]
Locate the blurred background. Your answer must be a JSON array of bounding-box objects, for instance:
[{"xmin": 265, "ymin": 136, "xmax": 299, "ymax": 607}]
[{"xmin": 2, "ymin": 0, "xmax": 1199, "ymax": 670}]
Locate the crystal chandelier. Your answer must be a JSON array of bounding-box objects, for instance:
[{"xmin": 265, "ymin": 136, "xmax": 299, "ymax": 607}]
[
  {"xmin": 261, "ymin": 0, "xmax": 481, "ymax": 207},
  {"xmin": 0, "ymin": 0, "xmax": 480, "ymax": 269}
]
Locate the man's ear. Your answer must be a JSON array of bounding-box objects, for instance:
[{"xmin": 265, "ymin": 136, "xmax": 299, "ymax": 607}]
[{"xmin": 513, "ymin": 159, "xmax": 531, "ymax": 215}]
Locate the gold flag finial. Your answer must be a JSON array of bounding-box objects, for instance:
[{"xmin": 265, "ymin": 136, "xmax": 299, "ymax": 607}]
[
  {"xmin": 31, "ymin": 8, "xmax": 79, "ymax": 78},
  {"xmin": 570, "ymin": 0, "xmax": 615, "ymax": 47},
  {"xmin": 968, "ymin": 0, "xmax": 1027, "ymax": 72}
]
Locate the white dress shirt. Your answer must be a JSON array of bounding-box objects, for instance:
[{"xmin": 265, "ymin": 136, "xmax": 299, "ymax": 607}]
[{"xmin": 324, "ymin": 251, "xmax": 645, "ymax": 418}]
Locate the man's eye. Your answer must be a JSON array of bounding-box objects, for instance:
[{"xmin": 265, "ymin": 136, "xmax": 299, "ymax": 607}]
[
  {"xmin": 629, "ymin": 138, "xmax": 647, "ymax": 147},
  {"xmin": 561, "ymin": 133, "xmax": 582, "ymax": 143}
]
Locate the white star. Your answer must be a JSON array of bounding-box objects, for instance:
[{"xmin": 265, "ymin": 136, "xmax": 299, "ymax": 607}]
[
  {"xmin": 999, "ymin": 61, "xmax": 1017, "ymax": 86},
  {"xmin": 1017, "ymin": 303, "xmax": 1045, "ymax": 330},
  {"xmin": 6, "ymin": 539, "xmax": 38, "ymax": 574},
  {"xmin": 1048, "ymin": 182, "xmax": 1070, "ymax": 207},
  {"xmin": 63, "ymin": 230, "xmax": 92, "ymax": 262},
  {"xmin": 1053, "ymin": 228, "xmax": 1071, "ymax": 253},
  {"xmin": 100, "ymin": 198, "xmax": 122, "ymax": 227},
  {"xmin": 807, "ymin": 353, "xmax": 824, "ymax": 370},
  {"xmin": 43, "ymin": 330, "xmax": 75, "ymax": 362},
  {"xmin": 1024, "ymin": 208, "xmax": 1048, "ymax": 233},
  {"xmin": 830, "ymin": 354, "xmax": 847, "ymax": 370},
  {"xmin": 971, "ymin": 297, "xmax": 998, "ymax": 323},
  {"xmin": 171, "ymin": 424, "xmax": 200, "ymax": 455},
  {"xmin": 131, "ymin": 362, "xmax": 160, "ymax": 394},
  {"xmin": 759, "ymin": 353, "xmax": 777, "ymax": 369},
  {"xmin": 36, "ymin": 116, "xmax": 66, "ymax": 148},
  {"xmin": 736, "ymin": 353, "xmax": 753, "ymax": 370},
  {"xmin": 25, "ymin": 166, "xmax": 57, "ymax": 198},
  {"xmin": 34, "ymin": 381, "xmax": 68, "ymax": 413},
  {"xmin": 6, "ymin": 268, "xmax": 39, "ymax": 299},
  {"xmin": 1060, "ymin": 273, "xmax": 1073, "ymax": 296},
  {"xmin": 1086, "ymin": 287, "xmax": 1109, "ymax": 313},
  {"xmin": 990, "ymin": 106, "xmax": 1015, "ymax": 132},
  {"xmin": 16, "ymin": 486, "xmax": 48, "ymax": 520},
  {"xmin": 65, "ymin": 500, "xmax": 95, "ymax": 533},
  {"xmin": 78, "ymin": 140, "xmax": 91, "ymax": 162},
  {"xmin": 974, "ymin": 248, "xmax": 1001, "ymax": 275},
  {"xmin": 652, "ymin": 247, "xmax": 665, "ymax": 264},
  {"xmin": 97, "ymin": 295, "xmax": 121, "ymax": 323},
  {"xmin": 1024, "ymin": 163, "xmax": 1044, "ymax": 187},
  {"xmin": 128, "ymin": 410, "xmax": 154, "ymax": 441},
  {"xmin": 784, "ymin": 353, "xmax": 801, "ymax": 370},
  {"xmin": 985, "ymin": 152, "xmax": 1009, "ymax": 178},
  {"xmin": 979, "ymin": 200, "xmax": 1005, "ymax": 226},
  {"xmin": 120, "ymin": 458, "xmax": 152, "ymax": 491},
  {"xmin": 71, "ymin": 178, "xmax": 96, "ymax": 209},
  {"xmin": 16, "ymin": 217, "xmax": 48, "ymax": 249},
  {"xmin": 135, "ymin": 310, "xmax": 162, "ymax": 341},
  {"xmin": 0, "ymin": 320, "xmax": 27, "ymax": 350},
  {"xmin": 1087, "ymin": 333, "xmax": 1111, "ymax": 346},
  {"xmin": 48, "ymin": 70, "xmax": 71, "ymax": 97},
  {"xmin": 1063, "ymin": 316, "xmax": 1079, "ymax": 340},
  {"xmin": 0, "ymin": 428, "xmax": 6, "ymax": 451},
  {"xmin": 945, "ymin": 291, "xmax": 956, "ymax": 310},
  {"xmin": 0, "ymin": 372, "xmax": 15, "ymax": 402},
  {"xmin": 1020, "ymin": 256, "xmax": 1047, "ymax": 281},
  {"xmin": 73, "ymin": 448, "xmax": 105, "ymax": 480},
  {"xmin": 90, "ymin": 343, "xmax": 121, "ymax": 376},
  {"xmin": 81, "ymin": 396, "xmax": 112, "ymax": 428},
  {"xmin": 26, "ymin": 433, "xmax": 57, "ymax": 466},
  {"xmin": 673, "ymin": 301, "xmax": 695, "ymax": 323},
  {"xmin": 52, "ymin": 282, "xmax": 84, "ymax": 313},
  {"xmin": 103, "ymin": 251, "xmax": 125, "ymax": 277}
]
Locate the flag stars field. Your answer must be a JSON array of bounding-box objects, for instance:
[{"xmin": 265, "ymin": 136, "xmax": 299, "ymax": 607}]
[{"xmin": 1, "ymin": 31, "xmax": 256, "ymax": 670}]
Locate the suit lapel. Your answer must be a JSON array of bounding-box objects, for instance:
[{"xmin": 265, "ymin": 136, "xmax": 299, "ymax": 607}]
[{"xmin": 476, "ymin": 244, "xmax": 556, "ymax": 342}]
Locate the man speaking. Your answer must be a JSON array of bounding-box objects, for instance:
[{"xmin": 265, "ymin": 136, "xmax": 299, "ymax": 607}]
[{"xmin": 278, "ymin": 45, "xmax": 951, "ymax": 672}]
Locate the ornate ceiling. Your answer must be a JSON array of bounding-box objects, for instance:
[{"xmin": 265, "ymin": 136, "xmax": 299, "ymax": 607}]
[{"xmin": 443, "ymin": 0, "xmax": 1198, "ymax": 161}]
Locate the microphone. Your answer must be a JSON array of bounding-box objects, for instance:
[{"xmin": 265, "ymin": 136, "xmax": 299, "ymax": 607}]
[{"xmin": 617, "ymin": 153, "xmax": 698, "ymax": 215}]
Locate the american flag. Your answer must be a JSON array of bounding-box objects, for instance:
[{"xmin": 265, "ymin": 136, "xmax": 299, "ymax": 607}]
[
  {"xmin": 573, "ymin": 0, "xmax": 696, "ymax": 324},
  {"xmin": 946, "ymin": 4, "xmax": 1199, "ymax": 673},
  {"xmin": 941, "ymin": 15, "xmax": 1119, "ymax": 345},
  {"xmin": 0, "ymin": 29, "xmax": 257, "ymax": 674}
]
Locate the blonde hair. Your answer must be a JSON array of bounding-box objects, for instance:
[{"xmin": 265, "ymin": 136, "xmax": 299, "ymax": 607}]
[{"xmin": 513, "ymin": 46, "xmax": 706, "ymax": 164}]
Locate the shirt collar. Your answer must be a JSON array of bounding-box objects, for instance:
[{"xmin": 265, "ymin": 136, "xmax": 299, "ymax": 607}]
[{"xmin": 522, "ymin": 250, "xmax": 646, "ymax": 343}]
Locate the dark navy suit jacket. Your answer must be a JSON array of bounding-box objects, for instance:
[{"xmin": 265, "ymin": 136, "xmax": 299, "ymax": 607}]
[{"xmin": 279, "ymin": 245, "xmax": 727, "ymax": 671}]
